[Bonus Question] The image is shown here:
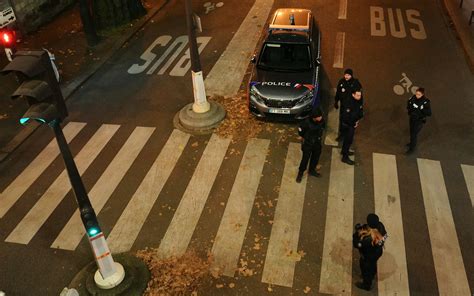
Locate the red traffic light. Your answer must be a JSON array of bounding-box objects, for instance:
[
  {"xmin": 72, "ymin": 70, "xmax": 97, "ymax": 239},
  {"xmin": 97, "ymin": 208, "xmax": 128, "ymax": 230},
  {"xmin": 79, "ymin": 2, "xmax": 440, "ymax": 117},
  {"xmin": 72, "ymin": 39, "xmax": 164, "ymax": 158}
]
[{"xmin": 1, "ymin": 30, "xmax": 15, "ymax": 46}]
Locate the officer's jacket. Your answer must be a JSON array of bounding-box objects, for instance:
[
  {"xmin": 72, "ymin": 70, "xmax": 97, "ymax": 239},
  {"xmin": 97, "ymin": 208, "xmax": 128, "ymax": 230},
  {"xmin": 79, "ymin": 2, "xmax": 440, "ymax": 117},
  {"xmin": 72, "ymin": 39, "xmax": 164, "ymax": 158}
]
[
  {"xmin": 353, "ymin": 227, "xmax": 383, "ymax": 260},
  {"xmin": 407, "ymin": 95, "xmax": 431, "ymax": 120},
  {"xmin": 341, "ymin": 98, "xmax": 364, "ymax": 127},
  {"xmin": 298, "ymin": 118, "xmax": 325, "ymax": 146},
  {"xmin": 335, "ymin": 78, "xmax": 362, "ymax": 107}
]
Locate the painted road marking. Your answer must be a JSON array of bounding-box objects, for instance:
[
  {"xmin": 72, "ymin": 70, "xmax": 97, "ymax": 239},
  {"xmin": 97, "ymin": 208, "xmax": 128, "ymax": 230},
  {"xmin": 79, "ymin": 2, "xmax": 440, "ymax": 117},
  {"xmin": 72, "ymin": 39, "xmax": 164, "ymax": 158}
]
[
  {"xmin": 211, "ymin": 138, "xmax": 269, "ymax": 277},
  {"xmin": 461, "ymin": 164, "xmax": 474, "ymax": 207},
  {"xmin": 338, "ymin": 0, "xmax": 348, "ymax": 20},
  {"xmin": 261, "ymin": 143, "xmax": 307, "ymax": 287},
  {"xmin": 370, "ymin": 7, "xmax": 426, "ymax": 39},
  {"xmin": 0, "ymin": 122, "xmax": 86, "ymax": 218},
  {"xmin": 5, "ymin": 124, "xmax": 119, "ymax": 245},
  {"xmin": 417, "ymin": 159, "xmax": 471, "ymax": 296},
  {"xmin": 373, "ymin": 153, "xmax": 410, "ymax": 296},
  {"xmin": 324, "ymin": 88, "xmax": 339, "ymax": 146},
  {"xmin": 127, "ymin": 36, "xmax": 212, "ymax": 76},
  {"xmin": 319, "ymin": 148, "xmax": 353, "ymax": 295},
  {"xmin": 205, "ymin": 0, "xmax": 274, "ymax": 97},
  {"xmin": 107, "ymin": 129, "xmax": 190, "ymax": 252},
  {"xmin": 333, "ymin": 32, "xmax": 345, "ymax": 69},
  {"xmin": 51, "ymin": 127, "xmax": 155, "ymax": 250},
  {"xmin": 158, "ymin": 134, "xmax": 230, "ymax": 258}
]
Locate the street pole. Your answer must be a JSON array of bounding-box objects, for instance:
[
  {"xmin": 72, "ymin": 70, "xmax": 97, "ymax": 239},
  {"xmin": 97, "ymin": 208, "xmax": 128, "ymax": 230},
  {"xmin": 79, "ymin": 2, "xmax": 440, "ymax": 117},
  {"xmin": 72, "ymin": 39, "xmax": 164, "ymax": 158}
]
[
  {"xmin": 50, "ymin": 119, "xmax": 124, "ymax": 289},
  {"xmin": 184, "ymin": 0, "xmax": 210, "ymax": 113}
]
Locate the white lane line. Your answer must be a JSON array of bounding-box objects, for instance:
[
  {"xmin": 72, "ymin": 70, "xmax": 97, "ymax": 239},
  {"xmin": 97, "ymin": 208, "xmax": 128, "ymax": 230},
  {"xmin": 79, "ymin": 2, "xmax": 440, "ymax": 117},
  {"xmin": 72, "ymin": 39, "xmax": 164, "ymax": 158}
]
[
  {"xmin": 338, "ymin": 0, "xmax": 348, "ymax": 20},
  {"xmin": 211, "ymin": 138, "xmax": 269, "ymax": 277},
  {"xmin": 333, "ymin": 32, "xmax": 345, "ymax": 69},
  {"xmin": 324, "ymin": 88, "xmax": 339, "ymax": 146},
  {"xmin": 0, "ymin": 122, "xmax": 86, "ymax": 218},
  {"xmin": 158, "ymin": 134, "xmax": 230, "ymax": 258},
  {"xmin": 51, "ymin": 127, "xmax": 155, "ymax": 250},
  {"xmin": 261, "ymin": 143, "xmax": 307, "ymax": 288},
  {"xmin": 107, "ymin": 129, "xmax": 190, "ymax": 253},
  {"xmin": 373, "ymin": 153, "xmax": 410, "ymax": 296},
  {"xmin": 5, "ymin": 124, "xmax": 119, "ymax": 245},
  {"xmin": 319, "ymin": 148, "xmax": 353, "ymax": 295},
  {"xmin": 461, "ymin": 164, "xmax": 474, "ymax": 208},
  {"xmin": 417, "ymin": 159, "xmax": 471, "ymax": 296},
  {"xmin": 204, "ymin": 0, "xmax": 274, "ymax": 97}
]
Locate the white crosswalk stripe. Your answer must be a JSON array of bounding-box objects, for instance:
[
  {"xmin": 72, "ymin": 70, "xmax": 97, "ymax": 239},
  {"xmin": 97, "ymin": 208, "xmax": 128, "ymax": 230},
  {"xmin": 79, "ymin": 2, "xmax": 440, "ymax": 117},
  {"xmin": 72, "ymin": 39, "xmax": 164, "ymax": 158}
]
[
  {"xmin": 261, "ymin": 143, "xmax": 308, "ymax": 287},
  {"xmin": 319, "ymin": 148, "xmax": 354, "ymax": 295},
  {"xmin": 211, "ymin": 138, "xmax": 269, "ymax": 277},
  {"xmin": 51, "ymin": 127, "xmax": 155, "ymax": 250},
  {"xmin": 5, "ymin": 124, "xmax": 119, "ymax": 244},
  {"xmin": 107, "ymin": 129, "xmax": 190, "ymax": 253},
  {"xmin": 417, "ymin": 159, "xmax": 471, "ymax": 296},
  {"xmin": 461, "ymin": 164, "xmax": 474, "ymax": 208},
  {"xmin": 373, "ymin": 153, "xmax": 409, "ymax": 295},
  {"xmin": 0, "ymin": 123, "xmax": 472, "ymax": 295},
  {"xmin": 158, "ymin": 134, "xmax": 230, "ymax": 258},
  {"xmin": 0, "ymin": 122, "xmax": 86, "ymax": 218}
]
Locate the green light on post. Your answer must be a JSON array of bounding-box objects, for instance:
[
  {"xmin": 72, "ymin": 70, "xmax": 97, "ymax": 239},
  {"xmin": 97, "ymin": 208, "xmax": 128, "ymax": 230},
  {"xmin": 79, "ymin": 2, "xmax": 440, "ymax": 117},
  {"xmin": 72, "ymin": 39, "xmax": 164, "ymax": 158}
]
[
  {"xmin": 20, "ymin": 117, "xmax": 30, "ymax": 125},
  {"xmin": 88, "ymin": 228, "xmax": 99, "ymax": 236}
]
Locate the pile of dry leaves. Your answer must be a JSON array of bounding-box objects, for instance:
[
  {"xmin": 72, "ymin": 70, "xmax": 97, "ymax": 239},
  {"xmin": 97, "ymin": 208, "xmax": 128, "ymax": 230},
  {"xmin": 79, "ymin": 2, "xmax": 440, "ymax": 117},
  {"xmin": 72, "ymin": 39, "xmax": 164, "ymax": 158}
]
[
  {"xmin": 136, "ymin": 249, "xmax": 213, "ymax": 295},
  {"xmin": 211, "ymin": 94, "xmax": 299, "ymax": 144}
]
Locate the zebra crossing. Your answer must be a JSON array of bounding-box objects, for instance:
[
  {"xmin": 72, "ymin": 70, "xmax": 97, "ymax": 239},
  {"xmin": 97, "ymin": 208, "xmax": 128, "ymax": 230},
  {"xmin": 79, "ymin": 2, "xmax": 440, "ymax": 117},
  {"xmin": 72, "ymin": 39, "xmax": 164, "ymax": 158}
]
[{"xmin": 0, "ymin": 121, "xmax": 472, "ymax": 294}]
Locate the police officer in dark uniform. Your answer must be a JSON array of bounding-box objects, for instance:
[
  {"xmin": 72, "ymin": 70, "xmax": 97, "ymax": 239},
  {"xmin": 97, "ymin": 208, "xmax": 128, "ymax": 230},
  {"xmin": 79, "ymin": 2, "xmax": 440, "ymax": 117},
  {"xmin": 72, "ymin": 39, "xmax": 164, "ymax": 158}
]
[
  {"xmin": 406, "ymin": 87, "xmax": 431, "ymax": 154},
  {"xmin": 296, "ymin": 108, "xmax": 325, "ymax": 183},
  {"xmin": 340, "ymin": 89, "xmax": 363, "ymax": 165},
  {"xmin": 352, "ymin": 214, "xmax": 388, "ymax": 291},
  {"xmin": 334, "ymin": 68, "xmax": 362, "ymax": 141}
]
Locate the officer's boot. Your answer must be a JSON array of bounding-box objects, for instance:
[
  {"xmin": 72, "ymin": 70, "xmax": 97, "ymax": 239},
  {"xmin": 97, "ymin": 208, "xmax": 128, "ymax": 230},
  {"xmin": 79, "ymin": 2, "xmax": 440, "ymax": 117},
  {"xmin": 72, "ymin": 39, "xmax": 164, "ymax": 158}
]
[
  {"xmin": 296, "ymin": 170, "xmax": 304, "ymax": 183},
  {"xmin": 341, "ymin": 155, "xmax": 355, "ymax": 165}
]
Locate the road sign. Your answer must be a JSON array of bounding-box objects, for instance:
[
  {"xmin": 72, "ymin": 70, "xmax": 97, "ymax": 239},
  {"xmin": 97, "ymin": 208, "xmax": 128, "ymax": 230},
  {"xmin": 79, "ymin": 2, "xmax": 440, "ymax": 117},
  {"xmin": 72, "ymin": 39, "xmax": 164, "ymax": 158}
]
[{"xmin": 0, "ymin": 7, "xmax": 16, "ymax": 28}]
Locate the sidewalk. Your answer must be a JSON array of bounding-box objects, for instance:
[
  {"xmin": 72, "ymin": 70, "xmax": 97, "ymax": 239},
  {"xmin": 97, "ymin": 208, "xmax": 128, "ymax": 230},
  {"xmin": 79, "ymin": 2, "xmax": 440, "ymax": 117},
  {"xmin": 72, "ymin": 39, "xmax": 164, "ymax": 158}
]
[
  {"xmin": 442, "ymin": 0, "xmax": 474, "ymax": 71},
  {"xmin": 0, "ymin": 0, "xmax": 168, "ymax": 162}
]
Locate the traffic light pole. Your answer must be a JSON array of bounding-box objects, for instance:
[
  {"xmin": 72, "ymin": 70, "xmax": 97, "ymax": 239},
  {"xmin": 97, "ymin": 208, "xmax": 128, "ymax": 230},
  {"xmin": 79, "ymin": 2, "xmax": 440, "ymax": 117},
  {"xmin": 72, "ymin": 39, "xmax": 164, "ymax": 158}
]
[
  {"xmin": 184, "ymin": 0, "xmax": 210, "ymax": 113},
  {"xmin": 50, "ymin": 119, "xmax": 125, "ymax": 289}
]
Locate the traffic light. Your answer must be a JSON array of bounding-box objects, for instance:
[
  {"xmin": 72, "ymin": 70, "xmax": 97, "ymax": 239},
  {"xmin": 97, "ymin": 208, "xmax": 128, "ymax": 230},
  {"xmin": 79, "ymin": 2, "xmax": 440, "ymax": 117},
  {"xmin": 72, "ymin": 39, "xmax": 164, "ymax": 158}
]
[
  {"xmin": 80, "ymin": 205, "xmax": 102, "ymax": 237},
  {"xmin": 1, "ymin": 50, "xmax": 67, "ymax": 125},
  {"xmin": 1, "ymin": 29, "xmax": 15, "ymax": 47}
]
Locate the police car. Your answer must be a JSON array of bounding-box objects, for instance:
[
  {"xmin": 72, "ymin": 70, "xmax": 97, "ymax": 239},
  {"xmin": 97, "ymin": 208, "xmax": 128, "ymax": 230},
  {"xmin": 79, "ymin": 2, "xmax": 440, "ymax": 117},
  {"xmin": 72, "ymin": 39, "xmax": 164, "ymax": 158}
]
[{"xmin": 248, "ymin": 8, "xmax": 321, "ymax": 119}]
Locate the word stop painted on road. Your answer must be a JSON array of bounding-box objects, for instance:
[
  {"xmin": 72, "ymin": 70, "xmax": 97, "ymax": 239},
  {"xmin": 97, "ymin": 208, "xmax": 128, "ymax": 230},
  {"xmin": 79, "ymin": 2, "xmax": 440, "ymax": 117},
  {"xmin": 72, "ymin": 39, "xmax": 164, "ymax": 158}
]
[
  {"xmin": 370, "ymin": 7, "xmax": 427, "ymax": 39},
  {"xmin": 128, "ymin": 35, "xmax": 212, "ymax": 76}
]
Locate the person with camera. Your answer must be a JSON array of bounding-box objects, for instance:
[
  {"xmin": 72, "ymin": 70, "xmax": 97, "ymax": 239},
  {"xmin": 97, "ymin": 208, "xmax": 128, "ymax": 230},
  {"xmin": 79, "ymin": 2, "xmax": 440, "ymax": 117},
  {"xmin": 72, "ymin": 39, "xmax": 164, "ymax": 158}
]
[{"xmin": 352, "ymin": 215, "xmax": 386, "ymax": 291}]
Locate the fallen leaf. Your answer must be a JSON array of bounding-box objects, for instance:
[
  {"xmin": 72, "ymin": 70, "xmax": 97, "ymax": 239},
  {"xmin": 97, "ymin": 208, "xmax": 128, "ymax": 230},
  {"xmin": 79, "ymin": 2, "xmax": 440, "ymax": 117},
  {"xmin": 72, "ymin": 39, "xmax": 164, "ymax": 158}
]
[{"xmin": 304, "ymin": 286, "xmax": 311, "ymax": 293}]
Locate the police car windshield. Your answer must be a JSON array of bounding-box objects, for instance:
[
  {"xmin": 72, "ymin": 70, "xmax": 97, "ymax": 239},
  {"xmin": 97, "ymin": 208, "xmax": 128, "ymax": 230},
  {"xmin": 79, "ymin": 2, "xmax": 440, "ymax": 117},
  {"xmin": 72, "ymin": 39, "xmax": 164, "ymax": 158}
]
[{"xmin": 258, "ymin": 43, "xmax": 311, "ymax": 72}]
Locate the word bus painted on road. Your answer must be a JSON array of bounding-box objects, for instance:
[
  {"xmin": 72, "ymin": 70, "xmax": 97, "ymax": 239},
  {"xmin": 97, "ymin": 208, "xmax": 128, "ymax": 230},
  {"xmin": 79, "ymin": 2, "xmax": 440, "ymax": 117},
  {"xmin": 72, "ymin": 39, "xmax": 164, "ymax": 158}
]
[
  {"xmin": 128, "ymin": 35, "xmax": 212, "ymax": 76},
  {"xmin": 370, "ymin": 7, "xmax": 427, "ymax": 40}
]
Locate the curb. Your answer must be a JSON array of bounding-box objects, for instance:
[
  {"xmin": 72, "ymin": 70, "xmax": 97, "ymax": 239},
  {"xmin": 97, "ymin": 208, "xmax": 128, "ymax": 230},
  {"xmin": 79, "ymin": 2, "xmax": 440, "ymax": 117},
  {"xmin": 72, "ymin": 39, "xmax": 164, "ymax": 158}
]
[
  {"xmin": 441, "ymin": 0, "xmax": 474, "ymax": 72},
  {"xmin": 0, "ymin": 0, "xmax": 169, "ymax": 163}
]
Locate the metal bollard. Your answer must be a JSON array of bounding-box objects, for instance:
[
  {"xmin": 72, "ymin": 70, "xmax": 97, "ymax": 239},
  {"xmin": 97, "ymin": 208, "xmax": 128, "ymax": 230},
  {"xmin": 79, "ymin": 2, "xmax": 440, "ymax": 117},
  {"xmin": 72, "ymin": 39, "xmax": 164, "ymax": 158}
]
[
  {"xmin": 460, "ymin": 0, "xmax": 463, "ymax": 8},
  {"xmin": 470, "ymin": 10, "xmax": 473, "ymax": 25}
]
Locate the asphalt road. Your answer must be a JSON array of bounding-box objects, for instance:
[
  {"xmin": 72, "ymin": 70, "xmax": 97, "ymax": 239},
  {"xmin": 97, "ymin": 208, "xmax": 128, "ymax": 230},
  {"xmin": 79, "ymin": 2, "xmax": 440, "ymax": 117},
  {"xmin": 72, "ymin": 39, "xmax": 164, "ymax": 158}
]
[{"xmin": 0, "ymin": 0, "xmax": 473, "ymax": 295}]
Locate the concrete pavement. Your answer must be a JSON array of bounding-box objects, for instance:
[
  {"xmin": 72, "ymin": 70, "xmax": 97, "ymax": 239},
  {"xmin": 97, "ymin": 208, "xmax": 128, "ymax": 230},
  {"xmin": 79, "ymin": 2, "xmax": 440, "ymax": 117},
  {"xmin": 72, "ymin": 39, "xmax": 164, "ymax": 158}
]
[{"xmin": 442, "ymin": 0, "xmax": 474, "ymax": 71}]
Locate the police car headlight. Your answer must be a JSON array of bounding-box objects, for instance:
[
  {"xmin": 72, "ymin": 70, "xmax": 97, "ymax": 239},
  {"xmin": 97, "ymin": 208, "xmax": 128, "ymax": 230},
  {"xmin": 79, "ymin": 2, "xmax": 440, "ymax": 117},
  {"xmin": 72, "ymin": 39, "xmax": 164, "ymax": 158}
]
[
  {"xmin": 296, "ymin": 90, "xmax": 314, "ymax": 105},
  {"xmin": 250, "ymin": 86, "xmax": 265, "ymax": 104}
]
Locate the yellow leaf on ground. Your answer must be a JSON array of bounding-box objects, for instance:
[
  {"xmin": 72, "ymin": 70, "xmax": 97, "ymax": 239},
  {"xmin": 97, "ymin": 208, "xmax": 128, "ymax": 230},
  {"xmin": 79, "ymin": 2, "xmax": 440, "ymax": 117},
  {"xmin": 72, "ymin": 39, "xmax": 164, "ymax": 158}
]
[{"xmin": 304, "ymin": 286, "xmax": 311, "ymax": 293}]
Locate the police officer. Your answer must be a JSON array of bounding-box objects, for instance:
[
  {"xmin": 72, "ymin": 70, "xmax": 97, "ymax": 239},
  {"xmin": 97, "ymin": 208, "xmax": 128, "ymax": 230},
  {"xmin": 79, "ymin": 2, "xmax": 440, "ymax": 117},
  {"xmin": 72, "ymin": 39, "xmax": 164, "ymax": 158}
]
[
  {"xmin": 406, "ymin": 87, "xmax": 431, "ymax": 154},
  {"xmin": 352, "ymin": 223, "xmax": 384, "ymax": 291},
  {"xmin": 340, "ymin": 89, "xmax": 363, "ymax": 165},
  {"xmin": 367, "ymin": 213, "xmax": 388, "ymax": 247},
  {"xmin": 296, "ymin": 108, "xmax": 325, "ymax": 183},
  {"xmin": 334, "ymin": 68, "xmax": 362, "ymax": 141}
]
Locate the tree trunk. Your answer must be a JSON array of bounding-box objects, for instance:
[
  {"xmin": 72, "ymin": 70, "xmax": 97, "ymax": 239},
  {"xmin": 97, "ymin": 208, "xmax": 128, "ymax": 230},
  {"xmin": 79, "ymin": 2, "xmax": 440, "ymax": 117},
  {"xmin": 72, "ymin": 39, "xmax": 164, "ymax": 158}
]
[{"xmin": 79, "ymin": 0, "xmax": 99, "ymax": 46}]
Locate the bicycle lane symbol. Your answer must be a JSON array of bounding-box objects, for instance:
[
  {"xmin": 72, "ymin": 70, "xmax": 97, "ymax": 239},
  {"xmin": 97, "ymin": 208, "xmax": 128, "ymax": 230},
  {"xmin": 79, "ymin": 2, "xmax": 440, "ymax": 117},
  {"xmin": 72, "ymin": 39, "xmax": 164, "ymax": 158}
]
[{"xmin": 393, "ymin": 73, "xmax": 419, "ymax": 95}]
